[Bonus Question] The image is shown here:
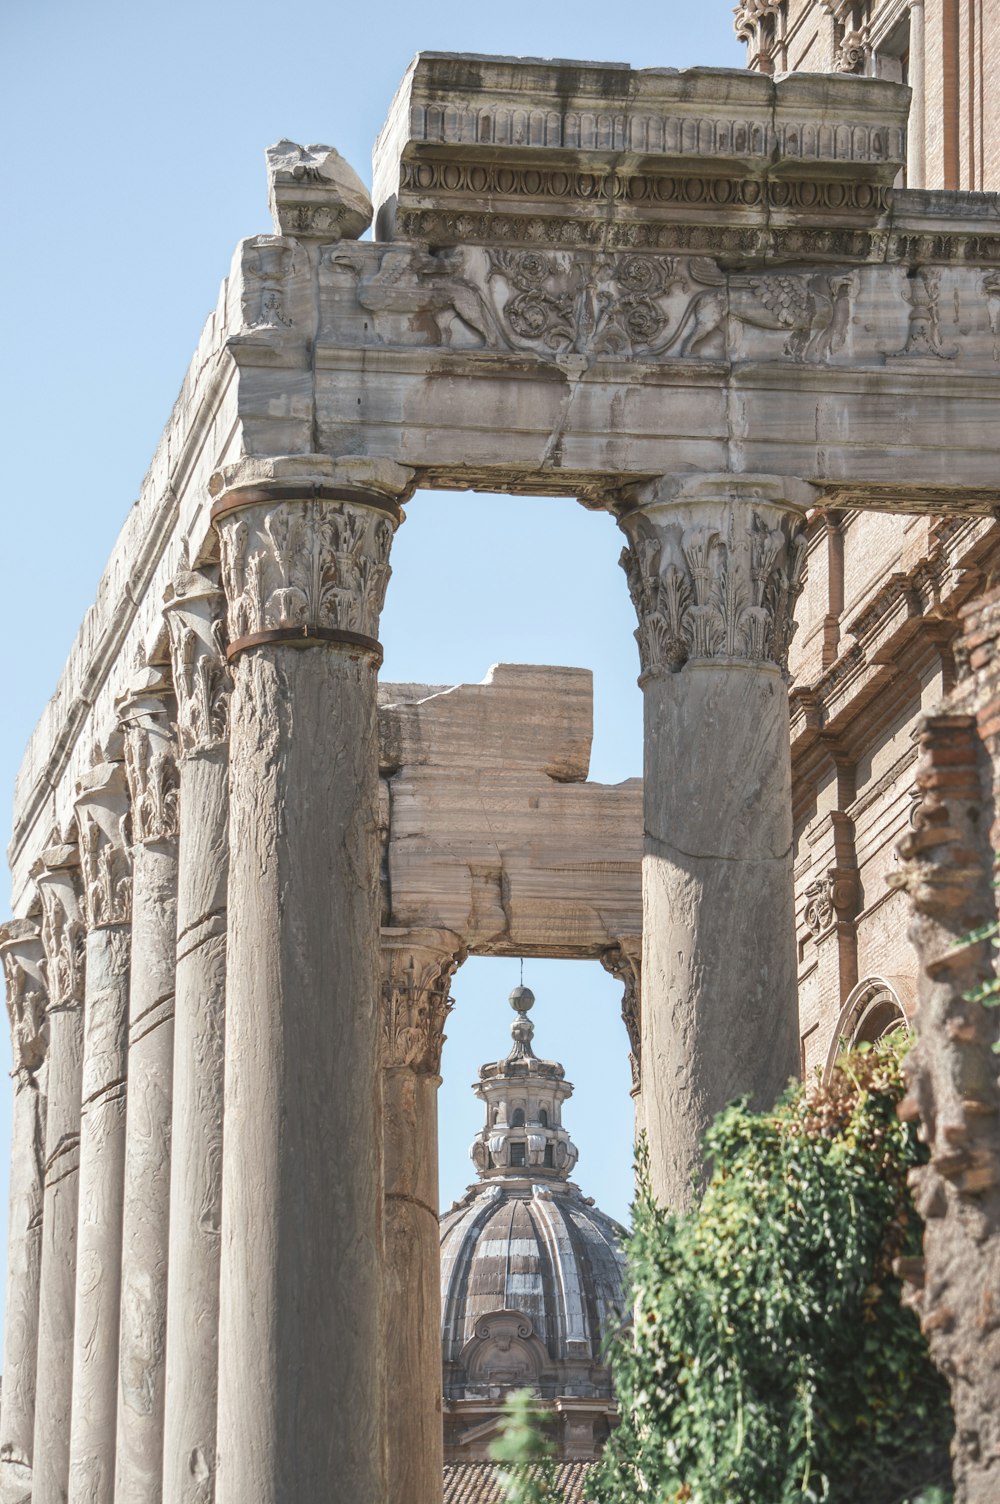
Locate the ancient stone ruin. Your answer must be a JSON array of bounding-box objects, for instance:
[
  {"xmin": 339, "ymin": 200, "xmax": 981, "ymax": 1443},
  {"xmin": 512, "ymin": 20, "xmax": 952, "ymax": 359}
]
[{"xmin": 3, "ymin": 48, "xmax": 1000, "ymax": 1504}]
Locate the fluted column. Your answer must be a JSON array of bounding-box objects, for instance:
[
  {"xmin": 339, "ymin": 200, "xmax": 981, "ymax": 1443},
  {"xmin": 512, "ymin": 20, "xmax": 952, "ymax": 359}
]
[
  {"xmin": 161, "ymin": 569, "xmax": 231, "ymax": 1504},
  {"xmin": 0, "ymin": 921, "xmax": 48, "ymax": 1503},
  {"xmin": 115, "ymin": 668, "xmax": 180, "ymax": 1504},
  {"xmin": 381, "ymin": 927, "xmax": 466, "ymax": 1504},
  {"xmin": 67, "ymin": 751, "xmax": 133, "ymax": 1504},
  {"xmin": 212, "ymin": 457, "xmax": 412, "ymax": 1504},
  {"xmin": 600, "ymin": 937, "xmax": 642, "ymax": 1137},
  {"xmin": 32, "ymin": 842, "xmax": 86, "ymax": 1504},
  {"xmin": 618, "ymin": 474, "xmax": 809, "ymax": 1206}
]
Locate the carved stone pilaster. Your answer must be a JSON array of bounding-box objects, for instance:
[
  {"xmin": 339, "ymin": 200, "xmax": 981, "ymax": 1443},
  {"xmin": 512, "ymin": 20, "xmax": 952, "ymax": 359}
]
[
  {"xmin": 118, "ymin": 667, "xmax": 180, "ymax": 845},
  {"xmin": 33, "ymin": 842, "xmax": 86, "ymax": 1016},
  {"xmin": 600, "ymin": 938, "xmax": 642, "ymax": 1096},
  {"xmin": 214, "ymin": 476, "xmax": 404, "ymax": 663},
  {"xmin": 618, "ymin": 473, "xmax": 811, "ymax": 682},
  {"xmin": 163, "ymin": 569, "xmax": 231, "ymax": 758},
  {"xmin": 381, "ymin": 928, "xmax": 467, "ymax": 1077},
  {"xmin": 75, "ymin": 758, "xmax": 133, "ymax": 930},
  {"xmin": 1, "ymin": 919, "xmax": 48, "ymax": 1077}
]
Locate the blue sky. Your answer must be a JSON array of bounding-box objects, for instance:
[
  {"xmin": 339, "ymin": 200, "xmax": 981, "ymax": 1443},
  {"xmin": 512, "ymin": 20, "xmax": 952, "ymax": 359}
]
[{"xmin": 0, "ymin": 1, "xmax": 746, "ymax": 1318}]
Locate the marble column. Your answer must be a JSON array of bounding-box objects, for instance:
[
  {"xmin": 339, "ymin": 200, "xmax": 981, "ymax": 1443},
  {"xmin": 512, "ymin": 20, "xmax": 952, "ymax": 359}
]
[
  {"xmin": 381, "ymin": 927, "xmax": 466, "ymax": 1504},
  {"xmin": 600, "ymin": 937, "xmax": 643, "ymax": 1138},
  {"xmin": 618, "ymin": 474, "xmax": 809, "ymax": 1207},
  {"xmin": 115, "ymin": 668, "xmax": 180, "ymax": 1504},
  {"xmin": 0, "ymin": 920, "xmax": 48, "ymax": 1503},
  {"xmin": 31, "ymin": 841, "xmax": 86, "ymax": 1504},
  {"xmin": 212, "ymin": 457, "xmax": 412, "ymax": 1504},
  {"xmin": 68, "ymin": 751, "xmax": 133, "ymax": 1504},
  {"xmin": 908, "ymin": 0, "xmax": 926, "ymax": 188},
  {"xmin": 161, "ymin": 569, "xmax": 231, "ymax": 1504}
]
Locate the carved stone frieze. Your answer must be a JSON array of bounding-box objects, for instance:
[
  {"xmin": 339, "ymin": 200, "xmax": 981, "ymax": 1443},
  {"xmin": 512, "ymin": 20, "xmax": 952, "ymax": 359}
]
[
  {"xmin": 381, "ymin": 929, "xmax": 467, "ymax": 1076},
  {"xmin": 0, "ymin": 920, "xmax": 48, "ymax": 1075},
  {"xmin": 318, "ymin": 244, "xmax": 1000, "ymax": 370},
  {"xmin": 600, "ymin": 938, "xmax": 642, "ymax": 1095},
  {"xmin": 240, "ymin": 237, "xmax": 297, "ymax": 331},
  {"xmin": 619, "ymin": 480, "xmax": 810, "ymax": 679},
  {"xmin": 75, "ymin": 757, "xmax": 133, "ymax": 928},
  {"xmin": 216, "ymin": 496, "xmax": 399, "ymax": 652},
  {"xmin": 117, "ymin": 669, "xmax": 180, "ymax": 847},
  {"xmin": 32, "ymin": 843, "xmax": 85, "ymax": 1014},
  {"xmin": 163, "ymin": 569, "xmax": 231, "ymax": 757}
]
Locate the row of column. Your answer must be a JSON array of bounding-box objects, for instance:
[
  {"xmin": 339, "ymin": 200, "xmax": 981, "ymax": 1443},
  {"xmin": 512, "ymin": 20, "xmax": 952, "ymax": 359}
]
[{"xmin": 0, "ymin": 463, "xmax": 807, "ymax": 1504}]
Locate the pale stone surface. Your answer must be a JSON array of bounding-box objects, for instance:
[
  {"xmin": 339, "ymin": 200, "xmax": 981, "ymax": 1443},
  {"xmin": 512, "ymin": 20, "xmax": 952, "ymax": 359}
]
[
  {"xmin": 619, "ymin": 474, "xmax": 806, "ymax": 1204},
  {"xmin": 382, "ymin": 928, "xmax": 466, "ymax": 1504},
  {"xmin": 68, "ymin": 757, "xmax": 132, "ymax": 1504},
  {"xmin": 115, "ymin": 672, "xmax": 179, "ymax": 1504},
  {"xmin": 0, "ymin": 920, "xmax": 48, "ymax": 1503},
  {"xmin": 266, "ymin": 139, "xmax": 372, "ymax": 240},
  {"xmin": 32, "ymin": 844, "xmax": 86, "ymax": 1504},
  {"xmin": 161, "ymin": 570, "xmax": 230, "ymax": 1504}
]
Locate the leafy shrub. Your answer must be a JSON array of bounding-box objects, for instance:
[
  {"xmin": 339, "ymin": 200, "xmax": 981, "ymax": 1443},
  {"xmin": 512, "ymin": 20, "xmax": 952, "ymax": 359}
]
[
  {"xmin": 491, "ymin": 1389, "xmax": 563, "ymax": 1504},
  {"xmin": 587, "ymin": 1045, "xmax": 953, "ymax": 1504}
]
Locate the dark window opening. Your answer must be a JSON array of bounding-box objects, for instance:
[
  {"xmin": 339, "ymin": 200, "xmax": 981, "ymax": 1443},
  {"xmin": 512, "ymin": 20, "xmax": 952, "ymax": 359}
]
[
  {"xmin": 511, "ymin": 1108, "xmax": 525, "ymax": 1127},
  {"xmin": 510, "ymin": 1141, "xmax": 526, "ymax": 1167},
  {"xmin": 538, "ymin": 1109, "xmax": 549, "ymax": 1127},
  {"xmin": 543, "ymin": 1144, "xmax": 554, "ymax": 1168}
]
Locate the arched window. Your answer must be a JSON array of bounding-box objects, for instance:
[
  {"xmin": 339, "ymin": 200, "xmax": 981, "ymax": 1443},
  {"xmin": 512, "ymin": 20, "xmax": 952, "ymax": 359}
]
[
  {"xmin": 824, "ymin": 975, "xmax": 912, "ymax": 1082},
  {"xmin": 511, "ymin": 1108, "xmax": 525, "ymax": 1127},
  {"xmin": 538, "ymin": 1108, "xmax": 548, "ymax": 1128}
]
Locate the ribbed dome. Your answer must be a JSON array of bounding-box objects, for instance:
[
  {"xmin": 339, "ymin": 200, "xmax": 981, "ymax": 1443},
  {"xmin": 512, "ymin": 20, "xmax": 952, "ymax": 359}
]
[{"xmin": 440, "ymin": 986, "xmax": 628, "ymax": 1411}]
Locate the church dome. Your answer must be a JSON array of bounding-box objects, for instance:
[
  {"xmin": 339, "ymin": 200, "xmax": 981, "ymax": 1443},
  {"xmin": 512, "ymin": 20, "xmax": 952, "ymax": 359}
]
[{"xmin": 440, "ymin": 985, "xmax": 628, "ymax": 1459}]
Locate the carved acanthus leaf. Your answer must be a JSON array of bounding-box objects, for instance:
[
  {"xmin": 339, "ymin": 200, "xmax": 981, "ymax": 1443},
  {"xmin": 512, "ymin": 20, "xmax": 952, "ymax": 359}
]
[
  {"xmin": 382, "ymin": 935, "xmax": 466, "ymax": 1075},
  {"xmin": 620, "ymin": 504, "xmax": 808, "ymax": 678},
  {"xmin": 75, "ymin": 759, "xmax": 133, "ymax": 928},
  {"xmin": 601, "ymin": 938, "xmax": 642, "ymax": 1094},
  {"xmin": 0, "ymin": 921, "xmax": 48, "ymax": 1074},
  {"xmin": 164, "ymin": 571, "xmax": 231, "ymax": 757},
  {"xmin": 118, "ymin": 671, "xmax": 180, "ymax": 846},
  {"xmin": 217, "ymin": 498, "xmax": 398, "ymax": 645},
  {"xmin": 32, "ymin": 845, "xmax": 86, "ymax": 1013}
]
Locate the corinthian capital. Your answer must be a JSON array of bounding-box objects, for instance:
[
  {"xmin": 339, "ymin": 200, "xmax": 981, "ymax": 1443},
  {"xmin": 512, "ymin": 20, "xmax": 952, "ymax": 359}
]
[
  {"xmin": 75, "ymin": 756, "xmax": 133, "ymax": 928},
  {"xmin": 618, "ymin": 474, "xmax": 812, "ymax": 681},
  {"xmin": 31, "ymin": 842, "xmax": 85, "ymax": 1014},
  {"xmin": 163, "ymin": 569, "xmax": 231, "ymax": 757},
  {"xmin": 600, "ymin": 936, "xmax": 642, "ymax": 1095},
  {"xmin": 210, "ymin": 457, "xmax": 413, "ymax": 663},
  {"xmin": 0, "ymin": 919, "xmax": 48, "ymax": 1075},
  {"xmin": 381, "ymin": 928, "xmax": 467, "ymax": 1076},
  {"xmin": 117, "ymin": 667, "xmax": 180, "ymax": 846}
]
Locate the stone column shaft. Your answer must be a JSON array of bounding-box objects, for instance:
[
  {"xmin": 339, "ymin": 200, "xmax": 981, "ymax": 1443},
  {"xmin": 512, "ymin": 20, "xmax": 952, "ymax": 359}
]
[
  {"xmin": 212, "ymin": 458, "xmax": 410, "ymax": 1504},
  {"xmin": 32, "ymin": 843, "xmax": 86, "ymax": 1504},
  {"xmin": 161, "ymin": 570, "xmax": 231, "ymax": 1504},
  {"xmin": 382, "ymin": 928, "xmax": 466, "ymax": 1504},
  {"xmin": 619, "ymin": 474, "xmax": 808, "ymax": 1206},
  {"xmin": 115, "ymin": 670, "xmax": 180, "ymax": 1504},
  {"xmin": 68, "ymin": 756, "xmax": 133, "ymax": 1504},
  {"xmin": 908, "ymin": 0, "xmax": 926, "ymax": 188},
  {"xmin": 0, "ymin": 920, "xmax": 49, "ymax": 1503}
]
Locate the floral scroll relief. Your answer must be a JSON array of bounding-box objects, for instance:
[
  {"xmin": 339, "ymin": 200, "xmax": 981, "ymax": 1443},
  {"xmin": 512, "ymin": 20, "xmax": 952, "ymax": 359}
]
[
  {"xmin": 620, "ymin": 509, "xmax": 808, "ymax": 678},
  {"xmin": 217, "ymin": 498, "xmax": 396, "ymax": 646}
]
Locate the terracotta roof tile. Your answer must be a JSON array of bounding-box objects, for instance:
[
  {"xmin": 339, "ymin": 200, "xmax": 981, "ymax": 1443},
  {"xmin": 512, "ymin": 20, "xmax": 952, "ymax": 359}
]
[{"xmin": 443, "ymin": 1460, "xmax": 595, "ymax": 1503}]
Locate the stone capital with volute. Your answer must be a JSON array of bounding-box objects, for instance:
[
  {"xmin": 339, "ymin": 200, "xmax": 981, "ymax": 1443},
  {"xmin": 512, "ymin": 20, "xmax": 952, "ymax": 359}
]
[
  {"xmin": 75, "ymin": 755, "xmax": 133, "ymax": 932},
  {"xmin": 117, "ymin": 667, "xmax": 180, "ymax": 847},
  {"xmin": 162, "ymin": 569, "xmax": 231, "ymax": 758},
  {"xmin": 600, "ymin": 936, "xmax": 642, "ymax": 1097},
  {"xmin": 1, "ymin": 919, "xmax": 49, "ymax": 1079},
  {"xmin": 382, "ymin": 927, "xmax": 468, "ymax": 1078}
]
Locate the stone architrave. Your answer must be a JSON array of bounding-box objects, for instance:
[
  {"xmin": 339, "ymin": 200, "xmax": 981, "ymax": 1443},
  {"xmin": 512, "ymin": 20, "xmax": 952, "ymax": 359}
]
[
  {"xmin": 381, "ymin": 926, "xmax": 467, "ymax": 1504},
  {"xmin": 0, "ymin": 920, "xmax": 48, "ymax": 1504},
  {"xmin": 67, "ymin": 753, "xmax": 133, "ymax": 1504},
  {"xmin": 31, "ymin": 842, "xmax": 86, "ymax": 1504},
  {"xmin": 161, "ymin": 569, "xmax": 231, "ymax": 1504},
  {"xmin": 618, "ymin": 473, "xmax": 808, "ymax": 1205},
  {"xmin": 115, "ymin": 669, "xmax": 180, "ymax": 1504},
  {"xmin": 212, "ymin": 456, "xmax": 412, "ymax": 1504}
]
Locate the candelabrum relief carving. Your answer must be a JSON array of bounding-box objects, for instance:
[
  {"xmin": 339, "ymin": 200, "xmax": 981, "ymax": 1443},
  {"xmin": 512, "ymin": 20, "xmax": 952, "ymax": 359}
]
[
  {"xmin": 240, "ymin": 237, "xmax": 298, "ymax": 330},
  {"xmin": 75, "ymin": 758, "xmax": 133, "ymax": 930},
  {"xmin": 216, "ymin": 496, "xmax": 398, "ymax": 654},
  {"xmin": 163, "ymin": 570, "xmax": 231, "ymax": 757},
  {"xmin": 33, "ymin": 843, "xmax": 86, "ymax": 1015},
  {"xmin": 600, "ymin": 940, "xmax": 642, "ymax": 1095},
  {"xmin": 619, "ymin": 489, "xmax": 809, "ymax": 679},
  {"xmin": 382, "ymin": 932, "xmax": 467, "ymax": 1076},
  {"xmin": 118, "ymin": 669, "xmax": 180, "ymax": 847},
  {"xmin": 318, "ymin": 245, "xmax": 1000, "ymax": 368}
]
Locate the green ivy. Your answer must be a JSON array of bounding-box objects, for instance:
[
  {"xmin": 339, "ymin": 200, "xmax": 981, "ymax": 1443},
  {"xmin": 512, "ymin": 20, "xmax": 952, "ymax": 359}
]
[
  {"xmin": 583, "ymin": 1045, "xmax": 954, "ymax": 1504},
  {"xmin": 491, "ymin": 1389, "xmax": 564, "ymax": 1504}
]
